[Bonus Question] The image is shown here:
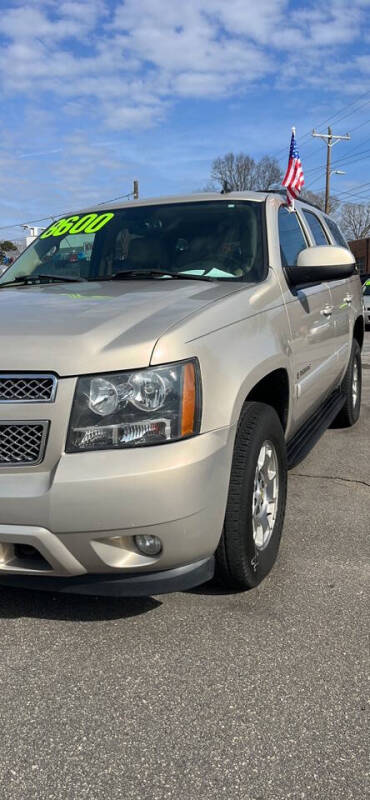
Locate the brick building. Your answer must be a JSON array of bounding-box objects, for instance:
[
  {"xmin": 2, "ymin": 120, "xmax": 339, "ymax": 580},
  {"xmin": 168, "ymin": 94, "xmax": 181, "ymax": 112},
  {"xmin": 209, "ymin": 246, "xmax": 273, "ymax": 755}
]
[{"xmin": 348, "ymin": 237, "xmax": 370, "ymax": 277}]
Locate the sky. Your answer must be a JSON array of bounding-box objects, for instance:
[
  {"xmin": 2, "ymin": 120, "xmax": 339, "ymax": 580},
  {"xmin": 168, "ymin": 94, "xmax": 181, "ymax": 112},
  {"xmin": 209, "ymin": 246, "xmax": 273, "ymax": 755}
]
[{"xmin": 0, "ymin": 0, "xmax": 370, "ymax": 240}]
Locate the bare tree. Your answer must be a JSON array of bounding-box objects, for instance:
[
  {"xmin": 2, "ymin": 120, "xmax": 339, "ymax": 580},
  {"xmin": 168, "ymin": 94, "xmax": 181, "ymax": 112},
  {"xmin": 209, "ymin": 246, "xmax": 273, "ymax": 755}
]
[
  {"xmin": 340, "ymin": 203, "xmax": 370, "ymax": 240},
  {"xmin": 254, "ymin": 156, "xmax": 282, "ymax": 190},
  {"xmin": 211, "ymin": 152, "xmax": 255, "ymax": 191},
  {"xmin": 210, "ymin": 152, "xmax": 282, "ymax": 192}
]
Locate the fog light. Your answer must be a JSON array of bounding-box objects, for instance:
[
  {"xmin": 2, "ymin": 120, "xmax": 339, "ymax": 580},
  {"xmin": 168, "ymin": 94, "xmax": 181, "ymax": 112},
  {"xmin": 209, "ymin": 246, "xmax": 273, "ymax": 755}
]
[
  {"xmin": 0, "ymin": 542, "xmax": 13, "ymax": 564},
  {"xmin": 134, "ymin": 534, "xmax": 162, "ymax": 556}
]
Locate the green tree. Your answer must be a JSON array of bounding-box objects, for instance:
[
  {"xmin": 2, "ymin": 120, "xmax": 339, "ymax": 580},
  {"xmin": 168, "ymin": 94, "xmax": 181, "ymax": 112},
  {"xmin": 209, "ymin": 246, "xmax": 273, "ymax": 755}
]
[{"xmin": 0, "ymin": 240, "xmax": 17, "ymax": 252}]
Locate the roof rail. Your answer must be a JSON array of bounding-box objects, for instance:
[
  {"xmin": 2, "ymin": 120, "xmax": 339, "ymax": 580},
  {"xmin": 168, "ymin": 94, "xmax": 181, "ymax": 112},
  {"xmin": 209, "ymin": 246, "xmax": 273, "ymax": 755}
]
[{"xmin": 261, "ymin": 188, "xmax": 324, "ymax": 214}]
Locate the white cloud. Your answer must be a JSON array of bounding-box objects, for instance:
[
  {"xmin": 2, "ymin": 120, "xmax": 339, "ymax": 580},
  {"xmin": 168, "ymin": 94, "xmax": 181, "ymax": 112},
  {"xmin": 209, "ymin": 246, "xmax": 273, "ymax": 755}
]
[
  {"xmin": 0, "ymin": 0, "xmax": 369, "ymax": 235},
  {"xmin": 1, "ymin": 0, "xmax": 106, "ymax": 41},
  {"xmin": 0, "ymin": 0, "xmax": 368, "ymax": 130}
]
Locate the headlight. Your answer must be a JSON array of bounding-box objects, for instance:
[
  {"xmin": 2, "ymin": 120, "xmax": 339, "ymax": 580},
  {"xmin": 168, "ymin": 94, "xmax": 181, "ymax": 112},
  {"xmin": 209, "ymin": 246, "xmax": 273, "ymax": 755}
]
[{"xmin": 66, "ymin": 359, "xmax": 201, "ymax": 452}]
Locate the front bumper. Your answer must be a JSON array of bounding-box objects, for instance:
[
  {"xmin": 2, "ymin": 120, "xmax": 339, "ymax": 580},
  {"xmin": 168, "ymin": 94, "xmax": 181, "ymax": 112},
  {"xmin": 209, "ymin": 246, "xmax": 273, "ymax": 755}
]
[
  {"xmin": 0, "ymin": 557, "xmax": 215, "ymax": 596},
  {"xmin": 0, "ymin": 427, "xmax": 234, "ymax": 592}
]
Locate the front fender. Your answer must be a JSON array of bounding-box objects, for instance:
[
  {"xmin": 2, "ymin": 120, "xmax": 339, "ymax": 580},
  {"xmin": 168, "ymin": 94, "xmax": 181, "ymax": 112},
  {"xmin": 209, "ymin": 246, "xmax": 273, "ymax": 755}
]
[{"xmin": 151, "ymin": 294, "xmax": 293, "ymax": 435}]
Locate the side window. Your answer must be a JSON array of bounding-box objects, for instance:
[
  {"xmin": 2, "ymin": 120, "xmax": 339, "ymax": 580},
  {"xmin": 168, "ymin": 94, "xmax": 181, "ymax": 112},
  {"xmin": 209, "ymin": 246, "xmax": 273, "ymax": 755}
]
[
  {"xmin": 278, "ymin": 206, "xmax": 307, "ymax": 266},
  {"xmin": 325, "ymin": 217, "xmax": 349, "ymax": 249},
  {"xmin": 303, "ymin": 211, "xmax": 329, "ymax": 246}
]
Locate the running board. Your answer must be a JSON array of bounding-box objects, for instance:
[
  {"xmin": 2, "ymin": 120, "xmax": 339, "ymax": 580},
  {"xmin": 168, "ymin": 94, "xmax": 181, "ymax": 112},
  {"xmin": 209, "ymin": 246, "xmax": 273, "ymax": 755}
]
[{"xmin": 287, "ymin": 390, "xmax": 346, "ymax": 469}]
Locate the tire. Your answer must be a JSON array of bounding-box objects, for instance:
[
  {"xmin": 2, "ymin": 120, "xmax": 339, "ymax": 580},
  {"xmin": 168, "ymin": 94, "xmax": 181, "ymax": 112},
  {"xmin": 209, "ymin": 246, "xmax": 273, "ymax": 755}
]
[
  {"xmin": 332, "ymin": 340, "xmax": 362, "ymax": 428},
  {"xmin": 216, "ymin": 402, "xmax": 287, "ymax": 590}
]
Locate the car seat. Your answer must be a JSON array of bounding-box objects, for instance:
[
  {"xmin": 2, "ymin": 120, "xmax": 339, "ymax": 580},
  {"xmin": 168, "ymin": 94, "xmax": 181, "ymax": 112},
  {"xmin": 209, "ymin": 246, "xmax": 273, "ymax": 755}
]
[{"xmin": 126, "ymin": 237, "xmax": 169, "ymax": 271}]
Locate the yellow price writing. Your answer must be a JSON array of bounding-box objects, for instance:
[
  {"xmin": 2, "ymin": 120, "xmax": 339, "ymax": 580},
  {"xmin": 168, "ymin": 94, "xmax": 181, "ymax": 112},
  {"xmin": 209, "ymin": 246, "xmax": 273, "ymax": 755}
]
[{"xmin": 40, "ymin": 212, "xmax": 115, "ymax": 238}]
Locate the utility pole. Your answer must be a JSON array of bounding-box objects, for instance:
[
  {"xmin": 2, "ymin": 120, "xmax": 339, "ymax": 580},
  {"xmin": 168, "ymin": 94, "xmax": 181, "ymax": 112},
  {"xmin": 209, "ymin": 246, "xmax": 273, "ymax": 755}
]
[
  {"xmin": 312, "ymin": 127, "xmax": 350, "ymax": 213},
  {"xmin": 133, "ymin": 180, "xmax": 139, "ymax": 200}
]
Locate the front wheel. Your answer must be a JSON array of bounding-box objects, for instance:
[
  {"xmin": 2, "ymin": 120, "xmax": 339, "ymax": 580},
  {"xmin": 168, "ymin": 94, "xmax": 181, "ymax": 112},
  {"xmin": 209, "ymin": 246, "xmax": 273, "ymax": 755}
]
[
  {"xmin": 332, "ymin": 340, "xmax": 362, "ymax": 428},
  {"xmin": 216, "ymin": 402, "xmax": 287, "ymax": 590}
]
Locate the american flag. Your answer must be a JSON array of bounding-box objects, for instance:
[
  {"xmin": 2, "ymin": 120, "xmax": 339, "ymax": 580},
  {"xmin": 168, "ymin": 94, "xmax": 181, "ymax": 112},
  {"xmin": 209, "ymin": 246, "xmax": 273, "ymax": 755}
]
[{"xmin": 282, "ymin": 127, "xmax": 304, "ymax": 206}]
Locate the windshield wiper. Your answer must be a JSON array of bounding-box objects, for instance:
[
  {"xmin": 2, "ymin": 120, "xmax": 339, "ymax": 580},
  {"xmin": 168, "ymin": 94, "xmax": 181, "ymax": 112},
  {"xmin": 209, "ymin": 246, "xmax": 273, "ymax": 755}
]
[
  {"xmin": 0, "ymin": 274, "xmax": 87, "ymax": 288},
  {"xmin": 109, "ymin": 270, "xmax": 216, "ymax": 282}
]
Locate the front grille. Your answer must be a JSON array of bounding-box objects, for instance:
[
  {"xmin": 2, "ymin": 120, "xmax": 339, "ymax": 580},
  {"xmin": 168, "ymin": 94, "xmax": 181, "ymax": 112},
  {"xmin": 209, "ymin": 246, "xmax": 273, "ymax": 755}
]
[
  {"xmin": 0, "ymin": 374, "xmax": 56, "ymax": 403},
  {"xmin": 0, "ymin": 422, "xmax": 49, "ymax": 466}
]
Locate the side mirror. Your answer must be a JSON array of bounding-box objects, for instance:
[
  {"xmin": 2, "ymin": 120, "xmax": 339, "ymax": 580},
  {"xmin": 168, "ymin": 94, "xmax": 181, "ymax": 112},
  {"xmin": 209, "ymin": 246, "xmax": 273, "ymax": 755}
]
[{"xmin": 285, "ymin": 246, "xmax": 356, "ymax": 287}]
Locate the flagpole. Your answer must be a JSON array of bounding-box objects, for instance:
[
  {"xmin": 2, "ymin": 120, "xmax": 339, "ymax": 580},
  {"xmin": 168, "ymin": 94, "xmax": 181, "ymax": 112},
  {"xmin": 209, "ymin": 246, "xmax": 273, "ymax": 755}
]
[
  {"xmin": 282, "ymin": 124, "xmax": 303, "ymax": 212},
  {"xmin": 289, "ymin": 126, "xmax": 295, "ymax": 211}
]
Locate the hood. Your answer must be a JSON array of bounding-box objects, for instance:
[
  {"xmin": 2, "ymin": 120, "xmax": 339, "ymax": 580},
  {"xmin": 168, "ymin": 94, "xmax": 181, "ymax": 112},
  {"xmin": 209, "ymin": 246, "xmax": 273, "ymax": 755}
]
[{"xmin": 0, "ymin": 279, "xmax": 241, "ymax": 375}]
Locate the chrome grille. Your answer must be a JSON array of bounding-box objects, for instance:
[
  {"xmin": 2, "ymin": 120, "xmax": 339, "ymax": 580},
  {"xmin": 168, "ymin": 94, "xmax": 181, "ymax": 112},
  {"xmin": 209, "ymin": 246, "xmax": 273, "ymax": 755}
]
[
  {"xmin": 0, "ymin": 421, "xmax": 49, "ymax": 466},
  {"xmin": 0, "ymin": 374, "xmax": 56, "ymax": 403}
]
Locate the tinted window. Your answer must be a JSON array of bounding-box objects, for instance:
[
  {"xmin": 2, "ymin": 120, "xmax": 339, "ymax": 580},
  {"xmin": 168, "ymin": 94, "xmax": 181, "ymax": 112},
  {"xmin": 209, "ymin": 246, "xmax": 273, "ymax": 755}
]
[
  {"xmin": 325, "ymin": 217, "xmax": 348, "ymax": 249},
  {"xmin": 303, "ymin": 211, "xmax": 328, "ymax": 246},
  {"xmin": 278, "ymin": 207, "xmax": 307, "ymax": 266},
  {"xmin": 0, "ymin": 201, "xmax": 265, "ymax": 285}
]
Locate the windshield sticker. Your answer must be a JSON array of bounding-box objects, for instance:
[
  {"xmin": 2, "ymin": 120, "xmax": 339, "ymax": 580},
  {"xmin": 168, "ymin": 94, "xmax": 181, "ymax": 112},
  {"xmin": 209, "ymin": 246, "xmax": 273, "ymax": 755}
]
[{"xmin": 40, "ymin": 212, "xmax": 115, "ymax": 239}]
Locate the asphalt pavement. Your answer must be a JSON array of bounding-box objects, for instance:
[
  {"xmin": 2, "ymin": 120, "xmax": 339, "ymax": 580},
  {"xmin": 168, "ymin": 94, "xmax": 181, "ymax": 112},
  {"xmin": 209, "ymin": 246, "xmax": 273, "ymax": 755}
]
[{"xmin": 0, "ymin": 335, "xmax": 369, "ymax": 800}]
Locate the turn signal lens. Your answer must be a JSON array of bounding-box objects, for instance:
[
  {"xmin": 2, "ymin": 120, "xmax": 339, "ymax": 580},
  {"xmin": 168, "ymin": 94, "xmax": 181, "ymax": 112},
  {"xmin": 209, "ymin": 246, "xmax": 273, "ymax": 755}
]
[{"xmin": 181, "ymin": 361, "xmax": 196, "ymax": 436}]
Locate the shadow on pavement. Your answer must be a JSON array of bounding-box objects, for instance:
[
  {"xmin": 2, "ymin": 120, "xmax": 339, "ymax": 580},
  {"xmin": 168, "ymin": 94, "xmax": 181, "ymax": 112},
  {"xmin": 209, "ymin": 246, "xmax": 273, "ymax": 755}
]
[
  {"xmin": 186, "ymin": 578, "xmax": 241, "ymax": 596},
  {"xmin": 0, "ymin": 587, "xmax": 161, "ymax": 621}
]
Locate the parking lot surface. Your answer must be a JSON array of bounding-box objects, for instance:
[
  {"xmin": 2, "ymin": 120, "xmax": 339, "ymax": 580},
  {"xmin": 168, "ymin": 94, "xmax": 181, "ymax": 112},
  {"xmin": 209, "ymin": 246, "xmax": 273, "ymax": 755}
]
[{"xmin": 0, "ymin": 334, "xmax": 369, "ymax": 800}]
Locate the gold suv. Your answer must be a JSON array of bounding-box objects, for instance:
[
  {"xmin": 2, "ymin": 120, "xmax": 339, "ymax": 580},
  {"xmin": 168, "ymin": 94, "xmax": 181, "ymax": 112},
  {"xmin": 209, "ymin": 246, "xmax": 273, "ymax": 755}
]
[{"xmin": 0, "ymin": 192, "xmax": 364, "ymax": 595}]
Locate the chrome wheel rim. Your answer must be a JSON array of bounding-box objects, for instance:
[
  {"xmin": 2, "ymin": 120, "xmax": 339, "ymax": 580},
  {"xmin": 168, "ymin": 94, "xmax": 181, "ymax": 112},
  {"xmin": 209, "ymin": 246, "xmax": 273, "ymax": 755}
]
[
  {"xmin": 252, "ymin": 441, "xmax": 279, "ymax": 550},
  {"xmin": 352, "ymin": 360, "xmax": 359, "ymax": 409}
]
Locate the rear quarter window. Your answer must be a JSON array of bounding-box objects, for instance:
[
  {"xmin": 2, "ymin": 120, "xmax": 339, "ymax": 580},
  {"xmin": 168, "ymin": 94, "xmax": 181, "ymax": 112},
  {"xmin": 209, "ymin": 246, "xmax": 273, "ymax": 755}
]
[
  {"xmin": 324, "ymin": 217, "xmax": 349, "ymax": 249},
  {"xmin": 302, "ymin": 210, "xmax": 329, "ymax": 246}
]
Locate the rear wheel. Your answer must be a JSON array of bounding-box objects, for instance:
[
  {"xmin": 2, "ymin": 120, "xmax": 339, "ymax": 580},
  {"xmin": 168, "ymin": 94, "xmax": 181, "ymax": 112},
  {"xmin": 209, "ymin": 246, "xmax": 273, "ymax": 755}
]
[
  {"xmin": 332, "ymin": 340, "xmax": 362, "ymax": 428},
  {"xmin": 216, "ymin": 402, "xmax": 287, "ymax": 590}
]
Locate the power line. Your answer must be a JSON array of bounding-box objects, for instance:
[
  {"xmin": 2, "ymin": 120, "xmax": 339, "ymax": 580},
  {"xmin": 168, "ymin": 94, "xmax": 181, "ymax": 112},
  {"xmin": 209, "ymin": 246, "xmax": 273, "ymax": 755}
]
[
  {"xmin": 303, "ymin": 139, "xmax": 370, "ymax": 180},
  {"xmin": 276, "ymin": 96, "xmax": 370, "ymax": 173},
  {"xmin": 340, "ymin": 195, "xmax": 370, "ymax": 203},
  {"xmin": 0, "ymin": 215, "xmax": 56, "ymax": 232},
  {"xmin": 301, "ymin": 129, "xmax": 370, "ymax": 169},
  {"xmin": 347, "ymin": 118, "xmax": 370, "ymax": 135},
  {"xmin": 338, "ymin": 194, "xmax": 370, "ymax": 204},
  {"xmin": 314, "ymin": 91, "xmax": 370, "ymax": 129},
  {"xmin": 330, "ymin": 147, "xmax": 370, "ymax": 171},
  {"xmin": 96, "ymin": 189, "xmax": 136, "ymax": 206},
  {"xmin": 305, "ymin": 142, "xmax": 370, "ymax": 191},
  {"xmin": 338, "ymin": 179, "xmax": 370, "ymax": 194},
  {"xmin": 272, "ymin": 90, "xmax": 370, "ymax": 160},
  {"xmin": 319, "ymin": 97, "xmax": 370, "ymax": 129},
  {"xmin": 0, "ymin": 188, "xmax": 137, "ymax": 232},
  {"xmin": 307, "ymin": 179, "xmax": 370, "ymax": 201},
  {"xmin": 336, "ymin": 186, "xmax": 370, "ymax": 201},
  {"xmin": 332, "ymin": 134, "xmax": 370, "ymax": 158},
  {"xmin": 312, "ymin": 127, "xmax": 351, "ymax": 213}
]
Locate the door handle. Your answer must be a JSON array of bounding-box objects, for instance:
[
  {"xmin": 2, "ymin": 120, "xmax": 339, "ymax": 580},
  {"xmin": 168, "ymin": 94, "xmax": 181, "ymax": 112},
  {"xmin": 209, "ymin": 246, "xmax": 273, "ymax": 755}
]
[
  {"xmin": 320, "ymin": 305, "xmax": 333, "ymax": 317},
  {"xmin": 344, "ymin": 294, "xmax": 352, "ymax": 304}
]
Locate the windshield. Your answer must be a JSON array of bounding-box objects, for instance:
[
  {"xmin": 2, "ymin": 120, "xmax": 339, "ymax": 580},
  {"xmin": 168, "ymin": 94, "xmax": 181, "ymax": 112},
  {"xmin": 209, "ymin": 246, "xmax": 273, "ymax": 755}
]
[
  {"xmin": 0, "ymin": 201, "xmax": 265, "ymax": 285},
  {"xmin": 363, "ymin": 282, "xmax": 370, "ymax": 295}
]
